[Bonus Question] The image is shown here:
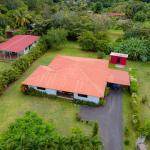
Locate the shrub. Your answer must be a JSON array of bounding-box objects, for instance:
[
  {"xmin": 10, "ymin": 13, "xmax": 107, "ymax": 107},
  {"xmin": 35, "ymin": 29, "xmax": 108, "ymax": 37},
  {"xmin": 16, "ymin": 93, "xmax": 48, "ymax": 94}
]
[
  {"xmin": 129, "ymin": 68, "xmax": 138, "ymax": 94},
  {"xmin": 124, "ymin": 139, "xmax": 130, "ymax": 146},
  {"xmin": 131, "ymin": 113, "xmax": 140, "ymax": 130},
  {"xmin": 104, "ymin": 87, "xmax": 110, "ymax": 96},
  {"xmin": 78, "ymin": 31, "xmax": 97, "ymax": 51},
  {"xmin": 97, "ymin": 51, "xmax": 106, "ymax": 59},
  {"xmin": 134, "ymin": 11, "xmax": 147, "ymax": 22},
  {"xmin": 42, "ymin": 28, "xmax": 68, "ymax": 49},
  {"xmin": 75, "ymin": 113, "xmax": 81, "ymax": 122},
  {"xmin": 99, "ymin": 98, "xmax": 106, "ymax": 106},
  {"xmin": 143, "ymin": 120, "xmax": 150, "ymax": 139},
  {"xmin": 124, "ymin": 127, "xmax": 129, "ymax": 137},
  {"xmin": 141, "ymin": 95, "xmax": 148, "ymax": 104},
  {"xmin": 92, "ymin": 122, "xmax": 99, "ymax": 137}
]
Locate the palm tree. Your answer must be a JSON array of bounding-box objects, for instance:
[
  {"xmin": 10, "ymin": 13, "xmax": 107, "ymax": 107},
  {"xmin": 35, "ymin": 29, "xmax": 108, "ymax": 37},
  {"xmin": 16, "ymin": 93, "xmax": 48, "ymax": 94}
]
[{"xmin": 13, "ymin": 7, "xmax": 32, "ymax": 27}]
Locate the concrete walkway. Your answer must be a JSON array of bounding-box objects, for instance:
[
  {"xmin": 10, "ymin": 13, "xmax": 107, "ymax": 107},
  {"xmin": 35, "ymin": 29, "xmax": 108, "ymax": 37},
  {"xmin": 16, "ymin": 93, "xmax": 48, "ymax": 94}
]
[{"xmin": 80, "ymin": 89, "xmax": 123, "ymax": 150}]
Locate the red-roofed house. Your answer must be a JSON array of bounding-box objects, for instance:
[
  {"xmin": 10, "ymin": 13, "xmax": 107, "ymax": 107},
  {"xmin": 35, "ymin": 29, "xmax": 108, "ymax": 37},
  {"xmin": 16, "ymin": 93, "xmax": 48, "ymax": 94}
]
[
  {"xmin": 0, "ymin": 35, "xmax": 40, "ymax": 60},
  {"xmin": 22, "ymin": 55, "xmax": 130, "ymax": 104}
]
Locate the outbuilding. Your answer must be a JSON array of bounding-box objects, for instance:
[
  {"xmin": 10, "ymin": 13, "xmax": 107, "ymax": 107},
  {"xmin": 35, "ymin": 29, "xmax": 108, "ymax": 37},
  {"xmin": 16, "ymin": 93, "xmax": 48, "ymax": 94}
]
[
  {"xmin": 22, "ymin": 55, "xmax": 130, "ymax": 104},
  {"xmin": 0, "ymin": 35, "xmax": 40, "ymax": 60},
  {"xmin": 110, "ymin": 52, "xmax": 128, "ymax": 66}
]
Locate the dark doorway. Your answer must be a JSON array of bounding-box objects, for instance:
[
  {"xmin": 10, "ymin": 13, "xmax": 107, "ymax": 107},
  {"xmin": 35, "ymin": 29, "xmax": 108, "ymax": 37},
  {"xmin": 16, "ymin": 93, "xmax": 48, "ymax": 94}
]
[
  {"xmin": 107, "ymin": 83, "xmax": 121, "ymax": 90},
  {"xmin": 117, "ymin": 57, "xmax": 121, "ymax": 64},
  {"xmin": 57, "ymin": 91, "xmax": 74, "ymax": 98}
]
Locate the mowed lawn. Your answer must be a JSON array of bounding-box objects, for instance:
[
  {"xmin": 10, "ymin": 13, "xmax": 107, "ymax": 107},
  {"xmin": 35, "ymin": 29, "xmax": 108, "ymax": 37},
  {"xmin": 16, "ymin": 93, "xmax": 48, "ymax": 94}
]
[
  {"xmin": 123, "ymin": 61, "xmax": 150, "ymax": 149},
  {"xmin": 0, "ymin": 42, "xmax": 97, "ymax": 135}
]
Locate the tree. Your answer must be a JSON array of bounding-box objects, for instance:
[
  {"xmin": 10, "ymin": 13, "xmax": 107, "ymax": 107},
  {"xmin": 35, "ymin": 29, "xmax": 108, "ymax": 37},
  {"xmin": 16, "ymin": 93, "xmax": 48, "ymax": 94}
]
[
  {"xmin": 12, "ymin": 7, "xmax": 32, "ymax": 27},
  {"xmin": 78, "ymin": 31, "xmax": 97, "ymax": 51},
  {"xmin": 134, "ymin": 11, "xmax": 147, "ymax": 22},
  {"xmin": 0, "ymin": 112, "xmax": 102, "ymax": 150},
  {"xmin": 41, "ymin": 28, "xmax": 68, "ymax": 49},
  {"xmin": 91, "ymin": 2, "xmax": 103, "ymax": 13}
]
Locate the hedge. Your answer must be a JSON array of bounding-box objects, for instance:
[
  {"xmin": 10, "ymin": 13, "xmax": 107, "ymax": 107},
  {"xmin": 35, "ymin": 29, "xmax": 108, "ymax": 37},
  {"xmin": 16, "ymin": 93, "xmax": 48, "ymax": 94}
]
[{"xmin": 0, "ymin": 43, "xmax": 46, "ymax": 95}]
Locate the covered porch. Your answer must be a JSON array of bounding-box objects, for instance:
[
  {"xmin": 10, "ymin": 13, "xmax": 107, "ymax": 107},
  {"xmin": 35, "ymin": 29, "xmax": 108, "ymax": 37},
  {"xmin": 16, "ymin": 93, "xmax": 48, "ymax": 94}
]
[{"xmin": 0, "ymin": 51, "xmax": 20, "ymax": 60}]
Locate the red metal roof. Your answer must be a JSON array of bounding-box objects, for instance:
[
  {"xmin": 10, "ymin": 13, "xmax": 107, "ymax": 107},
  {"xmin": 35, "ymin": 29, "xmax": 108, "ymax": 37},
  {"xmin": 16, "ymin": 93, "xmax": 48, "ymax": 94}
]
[
  {"xmin": 22, "ymin": 55, "xmax": 130, "ymax": 97},
  {"xmin": 0, "ymin": 35, "xmax": 40, "ymax": 53}
]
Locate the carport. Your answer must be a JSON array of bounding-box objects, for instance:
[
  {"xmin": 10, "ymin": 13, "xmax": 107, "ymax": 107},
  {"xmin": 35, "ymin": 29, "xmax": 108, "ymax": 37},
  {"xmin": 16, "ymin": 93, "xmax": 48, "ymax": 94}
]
[{"xmin": 107, "ymin": 69, "xmax": 130, "ymax": 88}]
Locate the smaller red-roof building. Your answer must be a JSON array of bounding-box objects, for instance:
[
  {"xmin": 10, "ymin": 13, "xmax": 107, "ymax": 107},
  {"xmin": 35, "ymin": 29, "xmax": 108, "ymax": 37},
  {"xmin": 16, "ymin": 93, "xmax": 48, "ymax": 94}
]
[
  {"xmin": 22, "ymin": 55, "xmax": 130, "ymax": 104},
  {"xmin": 0, "ymin": 35, "xmax": 40, "ymax": 60}
]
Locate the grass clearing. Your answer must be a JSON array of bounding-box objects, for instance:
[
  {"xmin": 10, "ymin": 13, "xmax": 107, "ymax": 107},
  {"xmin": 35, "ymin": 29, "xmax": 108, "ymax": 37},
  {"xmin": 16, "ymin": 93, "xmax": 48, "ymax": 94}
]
[
  {"xmin": 0, "ymin": 42, "xmax": 97, "ymax": 136},
  {"xmin": 107, "ymin": 29, "xmax": 123, "ymax": 42}
]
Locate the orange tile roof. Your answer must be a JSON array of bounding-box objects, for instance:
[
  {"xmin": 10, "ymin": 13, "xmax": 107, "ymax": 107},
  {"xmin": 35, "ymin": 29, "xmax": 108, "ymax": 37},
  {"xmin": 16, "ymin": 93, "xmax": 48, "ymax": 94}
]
[{"xmin": 22, "ymin": 55, "xmax": 130, "ymax": 97}]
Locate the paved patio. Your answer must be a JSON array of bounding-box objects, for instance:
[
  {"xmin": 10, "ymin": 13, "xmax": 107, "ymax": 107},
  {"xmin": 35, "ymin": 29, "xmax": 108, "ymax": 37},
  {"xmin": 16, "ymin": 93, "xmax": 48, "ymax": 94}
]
[{"xmin": 80, "ymin": 89, "xmax": 123, "ymax": 150}]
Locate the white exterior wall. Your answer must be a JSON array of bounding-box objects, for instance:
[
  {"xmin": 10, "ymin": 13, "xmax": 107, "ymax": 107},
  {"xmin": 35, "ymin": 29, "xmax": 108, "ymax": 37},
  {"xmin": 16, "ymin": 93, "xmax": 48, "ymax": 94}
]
[
  {"xmin": 28, "ymin": 86, "xmax": 99, "ymax": 104},
  {"xmin": 22, "ymin": 41, "xmax": 38, "ymax": 55},
  {"xmin": 29, "ymin": 86, "xmax": 57, "ymax": 95},
  {"xmin": 74, "ymin": 93, "xmax": 100, "ymax": 104}
]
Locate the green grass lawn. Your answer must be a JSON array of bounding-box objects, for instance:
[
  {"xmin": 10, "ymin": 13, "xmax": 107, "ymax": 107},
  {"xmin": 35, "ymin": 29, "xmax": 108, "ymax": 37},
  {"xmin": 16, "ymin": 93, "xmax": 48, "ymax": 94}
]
[
  {"xmin": 107, "ymin": 29, "xmax": 123, "ymax": 42},
  {"xmin": 123, "ymin": 61, "xmax": 150, "ymax": 150},
  {"xmin": 0, "ymin": 61, "xmax": 11, "ymax": 71},
  {"xmin": 0, "ymin": 42, "xmax": 97, "ymax": 136}
]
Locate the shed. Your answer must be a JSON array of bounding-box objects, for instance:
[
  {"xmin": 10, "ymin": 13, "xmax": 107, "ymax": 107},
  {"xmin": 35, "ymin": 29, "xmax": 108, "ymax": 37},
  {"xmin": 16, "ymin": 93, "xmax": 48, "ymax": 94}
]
[{"xmin": 110, "ymin": 52, "xmax": 128, "ymax": 66}]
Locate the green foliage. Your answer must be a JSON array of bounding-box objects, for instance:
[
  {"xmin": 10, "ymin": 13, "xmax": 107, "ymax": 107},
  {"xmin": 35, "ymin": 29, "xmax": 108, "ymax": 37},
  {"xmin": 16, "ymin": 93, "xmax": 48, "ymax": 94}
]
[
  {"xmin": 124, "ymin": 139, "xmax": 130, "ymax": 146},
  {"xmin": 99, "ymin": 98, "xmax": 106, "ymax": 106},
  {"xmin": 78, "ymin": 31, "xmax": 97, "ymax": 51},
  {"xmin": 124, "ymin": 26, "xmax": 150, "ymax": 39},
  {"xmin": 0, "ymin": 43, "xmax": 45, "ymax": 95},
  {"xmin": 91, "ymin": 2, "xmax": 103, "ymax": 13},
  {"xmin": 114, "ymin": 38, "xmax": 150, "ymax": 61},
  {"xmin": 42, "ymin": 28, "xmax": 68, "ymax": 49},
  {"xmin": 125, "ymin": 2, "xmax": 148, "ymax": 19},
  {"xmin": 92, "ymin": 122, "xmax": 99, "ymax": 137},
  {"xmin": 134, "ymin": 11, "xmax": 147, "ymax": 22},
  {"xmin": 0, "ymin": 112, "xmax": 101, "ymax": 150},
  {"xmin": 129, "ymin": 68, "xmax": 138, "ymax": 94},
  {"xmin": 143, "ymin": 120, "xmax": 150, "ymax": 139},
  {"xmin": 79, "ymin": 31, "xmax": 110, "ymax": 53},
  {"xmin": 97, "ymin": 51, "xmax": 106, "ymax": 59}
]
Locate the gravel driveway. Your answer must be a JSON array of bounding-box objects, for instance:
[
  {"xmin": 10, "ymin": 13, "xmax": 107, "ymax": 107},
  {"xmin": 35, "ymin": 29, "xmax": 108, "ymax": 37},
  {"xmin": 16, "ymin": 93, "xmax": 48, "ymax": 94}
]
[{"xmin": 80, "ymin": 89, "xmax": 123, "ymax": 150}]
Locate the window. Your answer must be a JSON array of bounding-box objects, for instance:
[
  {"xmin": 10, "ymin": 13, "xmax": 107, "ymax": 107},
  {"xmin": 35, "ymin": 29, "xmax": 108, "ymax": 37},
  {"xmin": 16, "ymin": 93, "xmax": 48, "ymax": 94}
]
[
  {"xmin": 37, "ymin": 87, "xmax": 45, "ymax": 90},
  {"xmin": 78, "ymin": 94, "xmax": 88, "ymax": 98}
]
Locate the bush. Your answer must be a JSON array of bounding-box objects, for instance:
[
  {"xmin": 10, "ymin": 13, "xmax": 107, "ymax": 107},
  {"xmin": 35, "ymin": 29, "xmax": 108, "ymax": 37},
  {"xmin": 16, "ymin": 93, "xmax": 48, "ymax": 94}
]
[
  {"xmin": 104, "ymin": 87, "xmax": 110, "ymax": 96},
  {"xmin": 97, "ymin": 51, "xmax": 106, "ymax": 59},
  {"xmin": 141, "ymin": 95, "xmax": 148, "ymax": 104},
  {"xmin": 124, "ymin": 139, "xmax": 130, "ymax": 146},
  {"xmin": 75, "ymin": 113, "xmax": 81, "ymax": 122},
  {"xmin": 143, "ymin": 121, "xmax": 150, "ymax": 139},
  {"xmin": 99, "ymin": 98, "xmax": 106, "ymax": 106},
  {"xmin": 92, "ymin": 122, "xmax": 99, "ymax": 137},
  {"xmin": 79, "ymin": 31, "xmax": 110, "ymax": 53},
  {"xmin": 41, "ymin": 28, "xmax": 68, "ymax": 49},
  {"xmin": 134, "ymin": 11, "xmax": 147, "ymax": 22},
  {"xmin": 78, "ymin": 31, "xmax": 97, "ymax": 51},
  {"xmin": 129, "ymin": 68, "xmax": 138, "ymax": 94},
  {"xmin": 124, "ymin": 127, "xmax": 129, "ymax": 137}
]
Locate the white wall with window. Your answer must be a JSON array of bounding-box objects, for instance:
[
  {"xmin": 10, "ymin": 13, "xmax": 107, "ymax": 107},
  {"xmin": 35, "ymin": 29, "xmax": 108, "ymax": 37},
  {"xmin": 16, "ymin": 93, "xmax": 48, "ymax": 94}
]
[
  {"xmin": 29, "ymin": 86, "xmax": 57, "ymax": 95},
  {"xmin": 74, "ymin": 93, "xmax": 100, "ymax": 104}
]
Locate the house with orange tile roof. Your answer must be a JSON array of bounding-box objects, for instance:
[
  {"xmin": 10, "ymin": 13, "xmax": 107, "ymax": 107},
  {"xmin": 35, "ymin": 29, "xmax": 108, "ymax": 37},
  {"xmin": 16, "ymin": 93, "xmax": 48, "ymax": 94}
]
[{"xmin": 22, "ymin": 55, "xmax": 130, "ymax": 103}]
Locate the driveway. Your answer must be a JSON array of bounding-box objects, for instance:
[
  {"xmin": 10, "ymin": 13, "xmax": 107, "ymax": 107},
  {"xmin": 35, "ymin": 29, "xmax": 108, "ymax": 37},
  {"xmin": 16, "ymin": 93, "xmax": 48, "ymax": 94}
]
[{"xmin": 80, "ymin": 89, "xmax": 123, "ymax": 150}]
